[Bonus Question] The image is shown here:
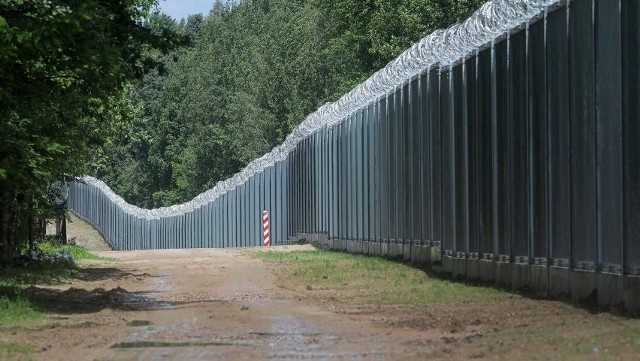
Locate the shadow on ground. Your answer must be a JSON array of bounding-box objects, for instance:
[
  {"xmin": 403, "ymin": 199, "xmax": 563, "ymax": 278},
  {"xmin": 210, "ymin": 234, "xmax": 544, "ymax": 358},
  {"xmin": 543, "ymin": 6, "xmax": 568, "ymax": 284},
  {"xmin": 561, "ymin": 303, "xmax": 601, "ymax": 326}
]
[
  {"xmin": 22, "ymin": 285, "xmax": 172, "ymax": 314},
  {"xmin": 71, "ymin": 267, "xmax": 153, "ymax": 283}
]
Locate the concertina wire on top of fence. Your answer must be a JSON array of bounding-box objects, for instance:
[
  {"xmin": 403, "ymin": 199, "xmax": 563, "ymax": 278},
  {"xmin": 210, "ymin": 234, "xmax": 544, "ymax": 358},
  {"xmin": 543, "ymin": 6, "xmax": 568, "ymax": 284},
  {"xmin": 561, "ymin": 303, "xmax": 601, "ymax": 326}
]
[{"xmin": 76, "ymin": 0, "xmax": 557, "ymax": 220}]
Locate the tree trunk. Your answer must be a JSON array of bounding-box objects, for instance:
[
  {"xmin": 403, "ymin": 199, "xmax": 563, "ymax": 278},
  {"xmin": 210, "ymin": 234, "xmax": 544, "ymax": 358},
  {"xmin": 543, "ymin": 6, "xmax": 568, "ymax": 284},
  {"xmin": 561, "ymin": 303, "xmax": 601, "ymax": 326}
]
[
  {"xmin": 61, "ymin": 214, "xmax": 67, "ymax": 244},
  {"xmin": 28, "ymin": 207, "xmax": 33, "ymax": 253},
  {"xmin": 0, "ymin": 191, "xmax": 15, "ymax": 268}
]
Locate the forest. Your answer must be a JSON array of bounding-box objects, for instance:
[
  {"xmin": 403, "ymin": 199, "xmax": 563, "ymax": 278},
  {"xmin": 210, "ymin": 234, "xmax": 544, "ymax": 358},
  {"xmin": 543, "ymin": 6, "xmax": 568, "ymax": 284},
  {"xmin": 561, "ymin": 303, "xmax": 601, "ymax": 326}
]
[
  {"xmin": 94, "ymin": 0, "xmax": 485, "ymax": 208},
  {"xmin": 0, "ymin": 0, "xmax": 483, "ymax": 265}
]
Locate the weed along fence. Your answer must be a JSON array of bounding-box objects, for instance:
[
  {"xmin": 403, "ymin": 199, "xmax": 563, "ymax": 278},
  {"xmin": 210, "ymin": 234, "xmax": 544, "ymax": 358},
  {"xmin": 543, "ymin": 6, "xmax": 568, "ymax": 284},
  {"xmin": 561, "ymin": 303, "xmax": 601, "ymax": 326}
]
[{"xmin": 68, "ymin": 0, "xmax": 640, "ymax": 310}]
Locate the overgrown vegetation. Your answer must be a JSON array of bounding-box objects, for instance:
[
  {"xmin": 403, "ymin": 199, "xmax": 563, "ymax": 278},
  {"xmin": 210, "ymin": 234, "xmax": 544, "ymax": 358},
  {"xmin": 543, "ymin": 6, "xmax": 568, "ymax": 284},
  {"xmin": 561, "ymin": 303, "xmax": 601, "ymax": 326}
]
[
  {"xmin": 0, "ymin": 237, "xmax": 102, "ymax": 359},
  {"xmin": 253, "ymin": 249, "xmax": 507, "ymax": 305},
  {"xmin": 0, "ymin": 1, "xmax": 183, "ymax": 267},
  {"xmin": 38, "ymin": 237, "xmax": 107, "ymax": 262},
  {"xmin": 0, "ymin": 239, "xmax": 103, "ymax": 328},
  {"xmin": 0, "ymin": 341, "xmax": 33, "ymax": 360},
  {"xmin": 0, "ymin": 282, "xmax": 42, "ymax": 327},
  {"xmin": 94, "ymin": 0, "xmax": 485, "ymax": 208}
]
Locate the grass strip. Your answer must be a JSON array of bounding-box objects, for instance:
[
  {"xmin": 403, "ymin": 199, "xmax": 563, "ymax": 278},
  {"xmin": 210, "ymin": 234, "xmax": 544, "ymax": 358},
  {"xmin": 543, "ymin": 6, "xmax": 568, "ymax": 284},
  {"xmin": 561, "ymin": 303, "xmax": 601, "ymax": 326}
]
[
  {"xmin": 0, "ymin": 293, "xmax": 42, "ymax": 326},
  {"xmin": 0, "ymin": 240, "xmax": 106, "ymax": 327},
  {"xmin": 0, "ymin": 342, "xmax": 33, "ymax": 360},
  {"xmin": 39, "ymin": 241, "xmax": 107, "ymax": 261},
  {"xmin": 253, "ymin": 249, "xmax": 507, "ymax": 305}
]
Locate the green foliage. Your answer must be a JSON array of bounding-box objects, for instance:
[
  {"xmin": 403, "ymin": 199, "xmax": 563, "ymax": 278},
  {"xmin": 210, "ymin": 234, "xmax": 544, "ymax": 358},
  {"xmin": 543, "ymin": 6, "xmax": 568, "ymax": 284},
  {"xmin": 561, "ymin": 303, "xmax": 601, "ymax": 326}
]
[
  {"xmin": 0, "ymin": 0, "xmax": 182, "ymax": 266},
  {"xmin": 0, "ymin": 295, "xmax": 42, "ymax": 327},
  {"xmin": 38, "ymin": 239, "xmax": 106, "ymax": 261},
  {"xmin": 95, "ymin": 0, "xmax": 325, "ymax": 207},
  {"xmin": 96, "ymin": 0, "xmax": 486, "ymax": 208},
  {"xmin": 0, "ymin": 239, "xmax": 104, "ymax": 327},
  {"xmin": 316, "ymin": 0, "xmax": 486, "ymax": 98},
  {"xmin": 0, "ymin": 280, "xmax": 42, "ymax": 327}
]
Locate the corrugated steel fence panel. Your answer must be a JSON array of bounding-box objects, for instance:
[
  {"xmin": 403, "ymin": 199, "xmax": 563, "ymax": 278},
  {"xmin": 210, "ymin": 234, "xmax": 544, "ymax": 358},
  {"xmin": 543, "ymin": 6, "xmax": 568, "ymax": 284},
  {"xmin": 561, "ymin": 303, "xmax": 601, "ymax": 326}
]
[{"xmin": 68, "ymin": 0, "xmax": 640, "ymax": 309}]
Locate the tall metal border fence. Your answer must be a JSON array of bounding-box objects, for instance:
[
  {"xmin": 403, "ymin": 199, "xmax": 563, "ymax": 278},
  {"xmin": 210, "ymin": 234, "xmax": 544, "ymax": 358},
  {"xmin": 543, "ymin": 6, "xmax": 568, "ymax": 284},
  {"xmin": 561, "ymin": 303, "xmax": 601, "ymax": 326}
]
[{"xmin": 69, "ymin": 0, "xmax": 640, "ymax": 309}]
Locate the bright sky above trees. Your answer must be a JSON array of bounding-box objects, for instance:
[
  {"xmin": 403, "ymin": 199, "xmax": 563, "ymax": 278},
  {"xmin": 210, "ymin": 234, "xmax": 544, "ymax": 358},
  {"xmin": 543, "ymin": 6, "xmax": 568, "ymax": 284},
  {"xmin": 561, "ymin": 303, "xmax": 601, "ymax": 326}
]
[{"xmin": 159, "ymin": 0, "xmax": 213, "ymax": 20}]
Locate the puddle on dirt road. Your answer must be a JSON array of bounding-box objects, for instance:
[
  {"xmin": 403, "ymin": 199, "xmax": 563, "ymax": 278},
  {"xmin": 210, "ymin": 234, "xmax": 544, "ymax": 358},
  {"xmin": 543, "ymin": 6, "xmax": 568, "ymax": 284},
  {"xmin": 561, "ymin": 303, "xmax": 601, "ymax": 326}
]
[
  {"xmin": 110, "ymin": 341, "xmax": 252, "ymax": 348},
  {"xmin": 261, "ymin": 313, "xmax": 349, "ymax": 359},
  {"xmin": 119, "ymin": 292, "xmax": 176, "ymax": 310},
  {"xmin": 153, "ymin": 276, "xmax": 172, "ymax": 293}
]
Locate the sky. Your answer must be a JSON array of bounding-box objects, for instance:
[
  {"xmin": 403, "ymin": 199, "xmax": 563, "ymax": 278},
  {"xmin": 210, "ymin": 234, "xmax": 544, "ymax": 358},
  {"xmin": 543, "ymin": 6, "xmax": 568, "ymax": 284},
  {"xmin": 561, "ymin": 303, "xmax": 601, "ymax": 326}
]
[{"xmin": 158, "ymin": 0, "xmax": 213, "ymax": 20}]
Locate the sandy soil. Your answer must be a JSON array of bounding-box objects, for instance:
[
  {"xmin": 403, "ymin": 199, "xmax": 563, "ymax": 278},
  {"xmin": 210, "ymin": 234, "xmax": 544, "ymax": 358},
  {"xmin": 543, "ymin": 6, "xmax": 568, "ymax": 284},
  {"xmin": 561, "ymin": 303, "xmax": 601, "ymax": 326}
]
[
  {"xmin": 7, "ymin": 218, "xmax": 448, "ymax": 361},
  {"xmin": 6, "ymin": 247, "xmax": 457, "ymax": 361},
  {"xmin": 6, "ymin": 217, "xmax": 640, "ymax": 360}
]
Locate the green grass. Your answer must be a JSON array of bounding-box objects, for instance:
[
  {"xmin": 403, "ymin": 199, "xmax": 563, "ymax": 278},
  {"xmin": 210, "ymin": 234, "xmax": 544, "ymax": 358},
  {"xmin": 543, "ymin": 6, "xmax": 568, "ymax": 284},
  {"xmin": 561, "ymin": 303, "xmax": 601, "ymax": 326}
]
[
  {"xmin": 39, "ymin": 241, "xmax": 106, "ymax": 261},
  {"xmin": 0, "ymin": 240, "xmax": 106, "ymax": 327},
  {"xmin": 0, "ymin": 295, "xmax": 42, "ymax": 326},
  {"xmin": 253, "ymin": 249, "xmax": 507, "ymax": 305},
  {"xmin": 0, "ymin": 342, "xmax": 33, "ymax": 360},
  {"xmin": 478, "ymin": 312, "xmax": 640, "ymax": 360},
  {"xmin": 0, "ymin": 282, "xmax": 43, "ymax": 327},
  {"xmin": 254, "ymin": 249, "xmax": 640, "ymax": 360}
]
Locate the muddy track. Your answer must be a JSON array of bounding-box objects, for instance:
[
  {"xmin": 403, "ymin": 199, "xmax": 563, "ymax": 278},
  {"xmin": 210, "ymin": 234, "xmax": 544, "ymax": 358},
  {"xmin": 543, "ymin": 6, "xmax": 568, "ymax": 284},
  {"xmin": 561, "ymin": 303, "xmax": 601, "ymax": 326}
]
[
  {"xmin": 6, "ymin": 215, "xmax": 640, "ymax": 360},
  {"xmin": 8, "ymin": 247, "xmax": 442, "ymax": 361}
]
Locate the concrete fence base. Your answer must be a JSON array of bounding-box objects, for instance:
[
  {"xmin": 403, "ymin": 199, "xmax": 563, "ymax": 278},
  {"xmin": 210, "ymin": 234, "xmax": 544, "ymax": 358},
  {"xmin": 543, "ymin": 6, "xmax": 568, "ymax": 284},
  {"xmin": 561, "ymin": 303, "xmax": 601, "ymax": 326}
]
[{"xmin": 300, "ymin": 232, "xmax": 639, "ymax": 311}]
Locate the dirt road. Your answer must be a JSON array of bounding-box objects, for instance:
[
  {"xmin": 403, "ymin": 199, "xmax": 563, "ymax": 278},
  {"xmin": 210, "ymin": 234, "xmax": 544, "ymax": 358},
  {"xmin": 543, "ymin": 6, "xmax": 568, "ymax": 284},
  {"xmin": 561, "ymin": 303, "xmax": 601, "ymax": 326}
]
[
  {"xmin": 8, "ymin": 246, "xmax": 447, "ymax": 361},
  {"xmin": 5, "ymin": 216, "xmax": 640, "ymax": 360}
]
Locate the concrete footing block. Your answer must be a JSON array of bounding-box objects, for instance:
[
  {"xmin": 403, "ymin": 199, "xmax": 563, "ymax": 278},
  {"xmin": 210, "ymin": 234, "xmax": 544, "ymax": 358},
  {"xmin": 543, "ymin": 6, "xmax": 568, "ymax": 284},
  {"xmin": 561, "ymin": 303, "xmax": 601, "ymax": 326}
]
[
  {"xmin": 430, "ymin": 246, "xmax": 441, "ymax": 264},
  {"xmin": 452, "ymin": 258, "xmax": 466, "ymax": 279},
  {"xmin": 402, "ymin": 243, "xmax": 412, "ymax": 261},
  {"xmin": 380, "ymin": 242, "xmax": 389, "ymax": 257},
  {"xmin": 374, "ymin": 242, "xmax": 381, "ymax": 256},
  {"xmin": 442, "ymin": 256, "xmax": 454, "ymax": 276},
  {"xmin": 347, "ymin": 240, "xmax": 356, "ymax": 253},
  {"xmin": 466, "ymin": 259, "xmax": 480, "ymax": 280},
  {"xmin": 495, "ymin": 262, "xmax": 510, "ymax": 288},
  {"xmin": 388, "ymin": 242, "xmax": 401, "ymax": 258},
  {"xmin": 570, "ymin": 270, "xmax": 596, "ymax": 303},
  {"xmin": 511, "ymin": 263, "xmax": 530, "ymax": 291},
  {"xmin": 531, "ymin": 265, "xmax": 549, "ymax": 298},
  {"xmin": 597, "ymin": 273, "xmax": 623, "ymax": 308},
  {"xmin": 624, "ymin": 276, "xmax": 640, "ymax": 312},
  {"xmin": 386, "ymin": 242, "xmax": 395, "ymax": 258},
  {"xmin": 317, "ymin": 238, "xmax": 330, "ymax": 250},
  {"xmin": 549, "ymin": 267, "xmax": 570, "ymax": 298},
  {"xmin": 362, "ymin": 241, "xmax": 370, "ymax": 255},
  {"xmin": 370, "ymin": 241, "xmax": 380, "ymax": 256},
  {"xmin": 411, "ymin": 245, "xmax": 429, "ymax": 264}
]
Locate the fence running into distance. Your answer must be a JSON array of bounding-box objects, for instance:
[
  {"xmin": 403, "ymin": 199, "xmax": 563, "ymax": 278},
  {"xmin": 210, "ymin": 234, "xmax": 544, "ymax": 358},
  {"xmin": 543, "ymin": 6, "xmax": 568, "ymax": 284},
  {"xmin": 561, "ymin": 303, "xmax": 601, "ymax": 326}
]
[{"xmin": 69, "ymin": 0, "xmax": 640, "ymax": 309}]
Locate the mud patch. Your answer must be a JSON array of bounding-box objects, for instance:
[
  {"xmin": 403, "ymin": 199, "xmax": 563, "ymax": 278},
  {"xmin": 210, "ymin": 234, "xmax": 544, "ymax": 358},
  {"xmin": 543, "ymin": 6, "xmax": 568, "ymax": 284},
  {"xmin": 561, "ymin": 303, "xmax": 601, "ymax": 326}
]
[
  {"xmin": 110, "ymin": 341, "xmax": 245, "ymax": 348},
  {"xmin": 126, "ymin": 320, "xmax": 153, "ymax": 327},
  {"xmin": 24, "ymin": 286, "xmax": 175, "ymax": 313}
]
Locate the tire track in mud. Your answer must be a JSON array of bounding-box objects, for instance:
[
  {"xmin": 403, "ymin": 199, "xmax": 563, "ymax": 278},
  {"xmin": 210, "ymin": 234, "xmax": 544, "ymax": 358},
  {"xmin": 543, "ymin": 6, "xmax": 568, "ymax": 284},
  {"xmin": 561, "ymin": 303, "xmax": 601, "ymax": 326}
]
[{"xmin": 99, "ymin": 248, "xmax": 432, "ymax": 361}]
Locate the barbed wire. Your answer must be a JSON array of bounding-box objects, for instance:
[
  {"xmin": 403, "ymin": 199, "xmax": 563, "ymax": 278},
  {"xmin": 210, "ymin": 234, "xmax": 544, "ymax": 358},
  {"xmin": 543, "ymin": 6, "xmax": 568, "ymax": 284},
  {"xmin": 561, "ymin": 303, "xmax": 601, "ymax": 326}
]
[{"xmin": 81, "ymin": 0, "xmax": 557, "ymax": 219}]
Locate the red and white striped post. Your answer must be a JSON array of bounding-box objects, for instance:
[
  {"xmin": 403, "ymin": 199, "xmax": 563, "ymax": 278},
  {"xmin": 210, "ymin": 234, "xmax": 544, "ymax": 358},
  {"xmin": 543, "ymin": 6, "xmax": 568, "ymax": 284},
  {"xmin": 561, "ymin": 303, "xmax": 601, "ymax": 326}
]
[{"xmin": 262, "ymin": 210, "xmax": 270, "ymax": 247}]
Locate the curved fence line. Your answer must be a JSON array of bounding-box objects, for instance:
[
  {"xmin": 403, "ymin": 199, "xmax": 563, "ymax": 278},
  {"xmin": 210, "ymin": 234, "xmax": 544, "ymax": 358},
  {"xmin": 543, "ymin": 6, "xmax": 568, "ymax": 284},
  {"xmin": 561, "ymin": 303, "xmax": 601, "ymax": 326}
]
[
  {"xmin": 69, "ymin": 0, "xmax": 640, "ymax": 310},
  {"xmin": 73, "ymin": 0, "xmax": 555, "ymax": 220}
]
